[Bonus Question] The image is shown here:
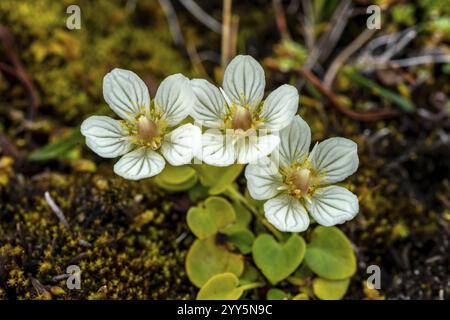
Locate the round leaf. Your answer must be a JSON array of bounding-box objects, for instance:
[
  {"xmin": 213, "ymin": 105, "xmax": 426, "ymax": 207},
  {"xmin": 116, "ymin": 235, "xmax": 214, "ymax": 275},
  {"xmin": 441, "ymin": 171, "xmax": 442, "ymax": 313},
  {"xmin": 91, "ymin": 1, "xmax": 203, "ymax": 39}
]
[
  {"xmin": 313, "ymin": 277, "xmax": 350, "ymax": 300},
  {"xmin": 225, "ymin": 229, "xmax": 255, "ymax": 254},
  {"xmin": 305, "ymin": 226, "xmax": 356, "ymax": 280},
  {"xmin": 187, "ymin": 196, "xmax": 236, "ymax": 239},
  {"xmin": 197, "ymin": 273, "xmax": 243, "ymax": 300},
  {"xmin": 186, "ymin": 237, "xmax": 244, "ymax": 287},
  {"xmin": 195, "ymin": 164, "xmax": 243, "ymax": 195},
  {"xmin": 154, "ymin": 164, "xmax": 197, "ymax": 191},
  {"xmin": 252, "ymin": 234, "xmax": 306, "ymax": 284},
  {"xmin": 266, "ymin": 288, "xmax": 288, "ymax": 300}
]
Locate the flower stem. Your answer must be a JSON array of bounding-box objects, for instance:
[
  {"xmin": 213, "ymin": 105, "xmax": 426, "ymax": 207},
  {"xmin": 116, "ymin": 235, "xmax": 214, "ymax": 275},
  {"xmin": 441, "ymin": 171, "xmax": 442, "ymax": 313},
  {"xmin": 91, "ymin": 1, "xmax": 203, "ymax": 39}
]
[
  {"xmin": 239, "ymin": 281, "xmax": 265, "ymax": 291},
  {"xmin": 226, "ymin": 186, "xmax": 284, "ymax": 242}
]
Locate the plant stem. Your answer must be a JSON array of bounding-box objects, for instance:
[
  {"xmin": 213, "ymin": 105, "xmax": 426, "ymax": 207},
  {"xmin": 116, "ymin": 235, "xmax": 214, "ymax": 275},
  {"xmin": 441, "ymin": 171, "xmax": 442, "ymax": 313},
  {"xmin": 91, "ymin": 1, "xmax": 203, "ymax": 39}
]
[
  {"xmin": 239, "ymin": 282, "xmax": 265, "ymax": 291},
  {"xmin": 226, "ymin": 186, "xmax": 284, "ymax": 242}
]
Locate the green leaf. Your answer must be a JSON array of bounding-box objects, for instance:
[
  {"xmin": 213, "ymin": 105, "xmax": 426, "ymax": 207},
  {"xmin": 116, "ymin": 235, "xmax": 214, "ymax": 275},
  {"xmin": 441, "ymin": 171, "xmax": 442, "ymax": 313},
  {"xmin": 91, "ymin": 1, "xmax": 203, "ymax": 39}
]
[
  {"xmin": 187, "ymin": 197, "xmax": 235, "ymax": 239},
  {"xmin": 225, "ymin": 229, "xmax": 255, "ymax": 254},
  {"xmin": 266, "ymin": 288, "xmax": 288, "ymax": 300},
  {"xmin": 195, "ymin": 164, "xmax": 243, "ymax": 195},
  {"xmin": 239, "ymin": 263, "xmax": 259, "ymax": 285},
  {"xmin": 313, "ymin": 277, "xmax": 350, "ymax": 300},
  {"xmin": 344, "ymin": 68, "xmax": 416, "ymax": 112},
  {"xmin": 186, "ymin": 237, "xmax": 244, "ymax": 288},
  {"xmin": 252, "ymin": 234, "xmax": 306, "ymax": 284},
  {"xmin": 197, "ymin": 273, "xmax": 244, "ymax": 300},
  {"xmin": 29, "ymin": 128, "xmax": 83, "ymax": 161},
  {"xmin": 292, "ymin": 293, "xmax": 309, "ymax": 300},
  {"xmin": 154, "ymin": 165, "xmax": 198, "ymax": 191},
  {"xmin": 305, "ymin": 226, "xmax": 356, "ymax": 280},
  {"xmin": 224, "ymin": 200, "xmax": 252, "ymax": 233}
]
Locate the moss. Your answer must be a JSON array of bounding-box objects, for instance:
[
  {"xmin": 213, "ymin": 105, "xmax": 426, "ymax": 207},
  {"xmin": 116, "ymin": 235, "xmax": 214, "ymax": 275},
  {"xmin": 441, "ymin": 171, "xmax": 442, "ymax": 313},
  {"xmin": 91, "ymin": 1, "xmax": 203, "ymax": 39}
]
[
  {"xmin": 0, "ymin": 173, "xmax": 195, "ymax": 299},
  {"xmin": 0, "ymin": 0, "xmax": 191, "ymax": 124}
]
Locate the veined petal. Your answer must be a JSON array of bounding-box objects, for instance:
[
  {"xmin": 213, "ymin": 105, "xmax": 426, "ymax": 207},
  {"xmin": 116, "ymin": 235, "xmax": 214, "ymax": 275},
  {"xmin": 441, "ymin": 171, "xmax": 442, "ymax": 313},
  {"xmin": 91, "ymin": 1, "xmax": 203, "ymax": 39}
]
[
  {"xmin": 309, "ymin": 137, "xmax": 359, "ymax": 184},
  {"xmin": 161, "ymin": 124, "xmax": 201, "ymax": 166},
  {"xmin": 223, "ymin": 55, "xmax": 265, "ymax": 109},
  {"xmin": 154, "ymin": 74, "xmax": 194, "ymax": 126},
  {"xmin": 259, "ymin": 84, "xmax": 299, "ymax": 130},
  {"xmin": 191, "ymin": 79, "xmax": 227, "ymax": 128},
  {"xmin": 81, "ymin": 115, "xmax": 133, "ymax": 158},
  {"xmin": 200, "ymin": 130, "xmax": 236, "ymax": 166},
  {"xmin": 306, "ymin": 186, "xmax": 359, "ymax": 226},
  {"xmin": 236, "ymin": 134, "xmax": 280, "ymax": 164},
  {"xmin": 264, "ymin": 194, "xmax": 309, "ymax": 232},
  {"xmin": 245, "ymin": 158, "xmax": 283, "ymax": 200},
  {"xmin": 113, "ymin": 147, "xmax": 165, "ymax": 180},
  {"xmin": 103, "ymin": 68, "xmax": 150, "ymax": 121},
  {"xmin": 276, "ymin": 115, "xmax": 311, "ymax": 168}
]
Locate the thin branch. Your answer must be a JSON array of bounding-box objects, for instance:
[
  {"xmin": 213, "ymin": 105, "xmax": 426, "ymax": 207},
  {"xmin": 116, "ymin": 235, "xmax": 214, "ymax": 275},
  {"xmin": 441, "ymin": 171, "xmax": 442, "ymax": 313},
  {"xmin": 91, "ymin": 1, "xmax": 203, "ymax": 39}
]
[
  {"xmin": 297, "ymin": 68, "xmax": 398, "ymax": 121},
  {"xmin": 0, "ymin": 25, "xmax": 40, "ymax": 121},
  {"xmin": 324, "ymin": 28, "xmax": 377, "ymax": 87},
  {"xmin": 300, "ymin": 0, "xmax": 315, "ymax": 50},
  {"xmin": 179, "ymin": 0, "xmax": 222, "ymax": 34},
  {"xmin": 45, "ymin": 191, "xmax": 70, "ymax": 229},
  {"xmin": 158, "ymin": 0, "xmax": 184, "ymax": 47},
  {"xmin": 221, "ymin": 0, "xmax": 233, "ymax": 69},
  {"xmin": 272, "ymin": 0, "xmax": 291, "ymax": 40},
  {"xmin": 304, "ymin": 0, "xmax": 352, "ymax": 70},
  {"xmin": 376, "ymin": 54, "xmax": 450, "ymax": 69}
]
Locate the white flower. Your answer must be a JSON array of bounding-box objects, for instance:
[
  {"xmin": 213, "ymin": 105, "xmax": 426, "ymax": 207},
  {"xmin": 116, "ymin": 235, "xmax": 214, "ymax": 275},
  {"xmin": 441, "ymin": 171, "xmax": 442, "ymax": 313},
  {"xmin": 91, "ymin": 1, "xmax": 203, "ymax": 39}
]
[
  {"xmin": 190, "ymin": 55, "xmax": 299, "ymax": 166},
  {"xmin": 81, "ymin": 68, "xmax": 201, "ymax": 180},
  {"xmin": 245, "ymin": 115, "xmax": 359, "ymax": 232}
]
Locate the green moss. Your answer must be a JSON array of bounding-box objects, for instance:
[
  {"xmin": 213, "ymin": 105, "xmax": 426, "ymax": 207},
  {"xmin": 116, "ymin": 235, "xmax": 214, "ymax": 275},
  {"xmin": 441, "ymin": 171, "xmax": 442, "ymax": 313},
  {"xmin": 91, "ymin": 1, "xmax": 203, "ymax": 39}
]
[
  {"xmin": 0, "ymin": 0, "xmax": 191, "ymax": 123},
  {"xmin": 0, "ymin": 173, "xmax": 195, "ymax": 299}
]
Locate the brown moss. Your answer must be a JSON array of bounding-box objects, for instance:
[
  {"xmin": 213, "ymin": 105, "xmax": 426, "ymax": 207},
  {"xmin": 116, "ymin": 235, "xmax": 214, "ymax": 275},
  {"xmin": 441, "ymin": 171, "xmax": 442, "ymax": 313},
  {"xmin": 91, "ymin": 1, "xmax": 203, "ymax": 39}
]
[{"xmin": 0, "ymin": 173, "xmax": 195, "ymax": 299}]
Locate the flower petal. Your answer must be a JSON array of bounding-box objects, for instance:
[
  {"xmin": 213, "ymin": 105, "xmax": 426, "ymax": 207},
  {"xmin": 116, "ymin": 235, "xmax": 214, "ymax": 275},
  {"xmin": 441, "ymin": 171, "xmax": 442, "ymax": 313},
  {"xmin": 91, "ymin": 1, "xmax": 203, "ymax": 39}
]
[
  {"xmin": 306, "ymin": 186, "xmax": 359, "ymax": 226},
  {"xmin": 259, "ymin": 84, "xmax": 299, "ymax": 130},
  {"xmin": 113, "ymin": 147, "xmax": 165, "ymax": 180},
  {"xmin": 223, "ymin": 55, "xmax": 265, "ymax": 109},
  {"xmin": 191, "ymin": 79, "xmax": 227, "ymax": 128},
  {"xmin": 264, "ymin": 194, "xmax": 310, "ymax": 232},
  {"xmin": 161, "ymin": 124, "xmax": 201, "ymax": 166},
  {"xmin": 200, "ymin": 130, "xmax": 236, "ymax": 166},
  {"xmin": 81, "ymin": 115, "xmax": 133, "ymax": 158},
  {"xmin": 103, "ymin": 68, "xmax": 150, "ymax": 121},
  {"xmin": 154, "ymin": 74, "xmax": 194, "ymax": 126},
  {"xmin": 276, "ymin": 115, "xmax": 311, "ymax": 168},
  {"xmin": 309, "ymin": 137, "xmax": 359, "ymax": 184},
  {"xmin": 236, "ymin": 133, "xmax": 280, "ymax": 164},
  {"xmin": 245, "ymin": 158, "xmax": 283, "ymax": 200}
]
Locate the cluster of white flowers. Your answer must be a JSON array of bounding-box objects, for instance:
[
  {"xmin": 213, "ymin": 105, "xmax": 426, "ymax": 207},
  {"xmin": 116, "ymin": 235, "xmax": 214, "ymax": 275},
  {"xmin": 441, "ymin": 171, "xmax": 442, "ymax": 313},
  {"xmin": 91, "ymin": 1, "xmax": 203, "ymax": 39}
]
[{"xmin": 82, "ymin": 55, "xmax": 359, "ymax": 232}]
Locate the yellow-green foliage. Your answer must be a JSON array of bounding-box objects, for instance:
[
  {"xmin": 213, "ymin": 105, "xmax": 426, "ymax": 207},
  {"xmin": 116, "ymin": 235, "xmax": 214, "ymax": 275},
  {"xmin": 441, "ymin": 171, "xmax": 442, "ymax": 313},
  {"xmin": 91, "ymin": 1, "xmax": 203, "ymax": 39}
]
[{"xmin": 0, "ymin": 173, "xmax": 195, "ymax": 299}]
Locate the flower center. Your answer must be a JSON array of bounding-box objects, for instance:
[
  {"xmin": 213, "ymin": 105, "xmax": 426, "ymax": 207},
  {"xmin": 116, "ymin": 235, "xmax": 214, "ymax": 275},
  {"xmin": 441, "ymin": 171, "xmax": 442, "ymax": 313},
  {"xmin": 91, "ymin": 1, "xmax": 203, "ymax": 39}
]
[
  {"xmin": 137, "ymin": 116, "xmax": 158, "ymax": 142},
  {"xmin": 231, "ymin": 106, "xmax": 252, "ymax": 131},
  {"xmin": 288, "ymin": 168, "xmax": 312, "ymax": 197}
]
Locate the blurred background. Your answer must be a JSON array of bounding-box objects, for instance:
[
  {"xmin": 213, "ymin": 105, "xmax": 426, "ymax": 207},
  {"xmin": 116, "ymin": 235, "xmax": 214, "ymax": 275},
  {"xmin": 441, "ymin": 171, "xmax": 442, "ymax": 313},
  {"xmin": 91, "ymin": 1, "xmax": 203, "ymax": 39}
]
[{"xmin": 0, "ymin": 0, "xmax": 449, "ymax": 299}]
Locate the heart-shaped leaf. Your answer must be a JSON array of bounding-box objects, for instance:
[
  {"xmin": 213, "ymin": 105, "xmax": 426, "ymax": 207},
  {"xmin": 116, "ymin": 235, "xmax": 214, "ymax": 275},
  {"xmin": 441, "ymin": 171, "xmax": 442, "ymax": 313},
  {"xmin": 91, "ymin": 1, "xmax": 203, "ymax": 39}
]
[
  {"xmin": 266, "ymin": 288, "xmax": 288, "ymax": 300},
  {"xmin": 305, "ymin": 226, "xmax": 356, "ymax": 280},
  {"xmin": 187, "ymin": 197, "xmax": 235, "ymax": 239},
  {"xmin": 239, "ymin": 263, "xmax": 259, "ymax": 285},
  {"xmin": 313, "ymin": 277, "xmax": 350, "ymax": 300},
  {"xmin": 195, "ymin": 164, "xmax": 243, "ymax": 195},
  {"xmin": 186, "ymin": 237, "xmax": 244, "ymax": 287},
  {"xmin": 154, "ymin": 164, "xmax": 198, "ymax": 191},
  {"xmin": 252, "ymin": 234, "xmax": 306, "ymax": 284},
  {"xmin": 225, "ymin": 229, "xmax": 255, "ymax": 254},
  {"xmin": 197, "ymin": 273, "xmax": 244, "ymax": 300}
]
